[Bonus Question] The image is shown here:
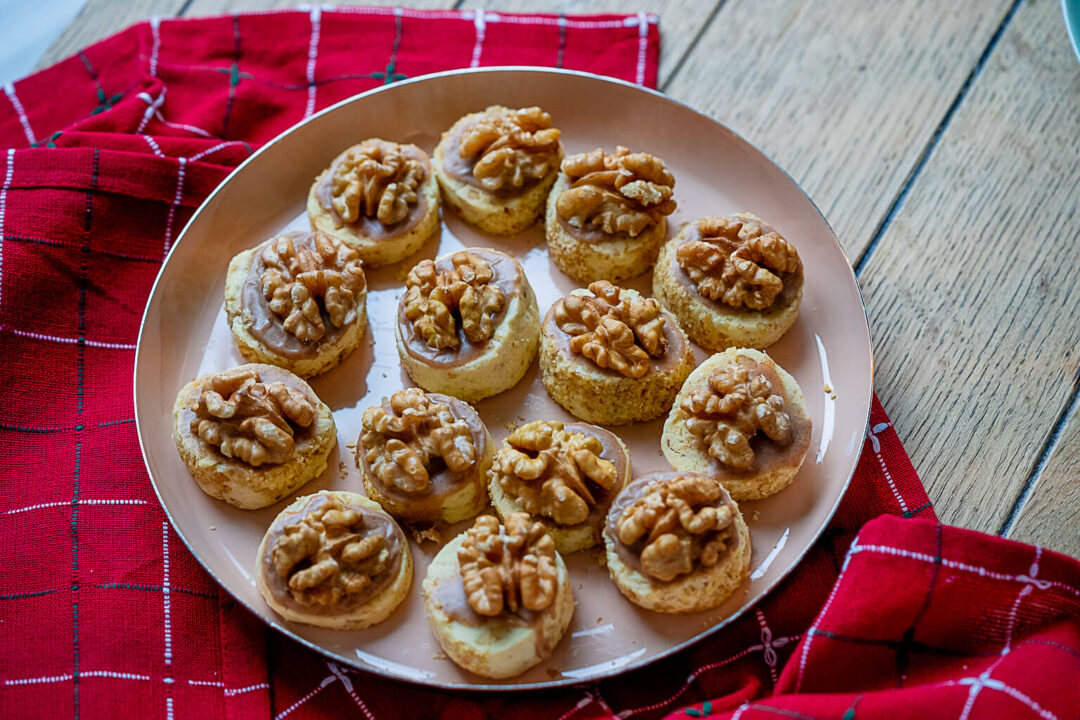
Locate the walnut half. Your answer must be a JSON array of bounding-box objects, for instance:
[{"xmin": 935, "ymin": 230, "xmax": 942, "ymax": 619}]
[
  {"xmin": 330, "ymin": 140, "xmax": 425, "ymax": 226},
  {"xmin": 459, "ymin": 106, "xmax": 562, "ymax": 191},
  {"xmin": 616, "ymin": 475, "xmax": 736, "ymax": 582},
  {"xmin": 676, "ymin": 215, "xmax": 800, "ymax": 310},
  {"xmin": 553, "ymin": 281, "xmax": 667, "ymax": 379},
  {"xmin": 359, "ymin": 388, "xmax": 477, "ymax": 493},
  {"xmin": 191, "ymin": 367, "xmax": 315, "ymax": 467},
  {"xmin": 457, "ymin": 513, "xmax": 557, "ymax": 616},
  {"xmin": 556, "ymin": 146, "xmax": 676, "ymax": 237},
  {"xmin": 493, "ymin": 421, "xmax": 618, "ymax": 526},
  {"xmin": 271, "ymin": 497, "xmax": 391, "ymax": 608},
  {"xmin": 402, "ymin": 251, "xmax": 506, "ymax": 351},
  {"xmin": 682, "ymin": 357, "xmax": 792, "ymax": 470},
  {"xmin": 260, "ymin": 232, "xmax": 366, "ymax": 344}
]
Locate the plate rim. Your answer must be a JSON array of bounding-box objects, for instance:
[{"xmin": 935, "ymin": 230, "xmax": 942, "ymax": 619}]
[
  {"xmin": 1064, "ymin": 0, "xmax": 1080, "ymax": 64},
  {"xmin": 134, "ymin": 66, "xmax": 874, "ymax": 692}
]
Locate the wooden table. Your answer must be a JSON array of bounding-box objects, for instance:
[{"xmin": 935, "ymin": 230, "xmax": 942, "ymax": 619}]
[{"xmin": 36, "ymin": 0, "xmax": 1080, "ymax": 556}]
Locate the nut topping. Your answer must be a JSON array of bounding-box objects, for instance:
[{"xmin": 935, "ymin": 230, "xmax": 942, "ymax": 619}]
[
  {"xmin": 330, "ymin": 141, "xmax": 425, "ymax": 226},
  {"xmin": 616, "ymin": 475, "xmax": 735, "ymax": 582},
  {"xmin": 360, "ymin": 388, "xmax": 477, "ymax": 493},
  {"xmin": 402, "ymin": 251, "xmax": 506, "ymax": 350},
  {"xmin": 493, "ymin": 421, "xmax": 618, "ymax": 526},
  {"xmin": 260, "ymin": 233, "xmax": 366, "ymax": 343},
  {"xmin": 271, "ymin": 497, "xmax": 392, "ymax": 608},
  {"xmin": 556, "ymin": 146, "xmax": 676, "ymax": 237},
  {"xmin": 676, "ymin": 216, "xmax": 800, "ymax": 310},
  {"xmin": 457, "ymin": 513, "xmax": 557, "ymax": 616},
  {"xmin": 682, "ymin": 358, "xmax": 792, "ymax": 470},
  {"xmin": 459, "ymin": 106, "xmax": 562, "ymax": 191},
  {"xmin": 191, "ymin": 367, "xmax": 315, "ymax": 467},
  {"xmin": 553, "ymin": 281, "xmax": 667, "ymax": 379}
]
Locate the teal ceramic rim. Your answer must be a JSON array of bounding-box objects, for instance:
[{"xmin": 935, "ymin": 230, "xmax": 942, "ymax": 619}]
[{"xmin": 1064, "ymin": 0, "xmax": 1080, "ymax": 64}]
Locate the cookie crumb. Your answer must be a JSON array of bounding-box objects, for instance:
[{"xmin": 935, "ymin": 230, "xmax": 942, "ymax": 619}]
[
  {"xmin": 412, "ymin": 525, "xmax": 442, "ymax": 545},
  {"xmin": 751, "ymin": 510, "xmax": 760, "ymax": 522},
  {"xmin": 823, "ymin": 383, "xmax": 832, "ymax": 393}
]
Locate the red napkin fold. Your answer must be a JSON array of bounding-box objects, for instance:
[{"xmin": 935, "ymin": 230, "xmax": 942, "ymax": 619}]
[{"xmin": 0, "ymin": 8, "xmax": 1077, "ymax": 719}]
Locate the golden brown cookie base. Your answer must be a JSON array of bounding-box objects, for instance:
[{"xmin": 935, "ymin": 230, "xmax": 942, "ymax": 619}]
[
  {"xmin": 360, "ymin": 422, "xmax": 495, "ymax": 526},
  {"xmin": 653, "ymin": 217, "xmax": 802, "ymax": 351},
  {"xmin": 487, "ymin": 428, "xmax": 631, "ymax": 554},
  {"xmin": 433, "ymin": 109, "xmax": 561, "ymax": 235},
  {"xmin": 422, "ymin": 533, "xmax": 574, "ymax": 679},
  {"xmin": 396, "ymin": 275, "xmax": 541, "ymax": 403},
  {"xmin": 545, "ymin": 173, "xmax": 668, "ymax": 284},
  {"xmin": 255, "ymin": 491, "xmax": 413, "ymax": 629},
  {"xmin": 306, "ymin": 165, "xmax": 440, "ymax": 268},
  {"xmin": 661, "ymin": 348, "xmax": 811, "ymax": 501},
  {"xmin": 603, "ymin": 511, "xmax": 751, "ymax": 613},
  {"xmin": 224, "ymin": 244, "xmax": 368, "ymax": 379},
  {"xmin": 538, "ymin": 307, "xmax": 694, "ymax": 426},
  {"xmin": 171, "ymin": 363, "xmax": 336, "ymax": 509}
]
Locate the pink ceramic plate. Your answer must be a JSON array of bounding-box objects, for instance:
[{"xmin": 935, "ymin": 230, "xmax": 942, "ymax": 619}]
[{"xmin": 134, "ymin": 68, "xmax": 872, "ymax": 689}]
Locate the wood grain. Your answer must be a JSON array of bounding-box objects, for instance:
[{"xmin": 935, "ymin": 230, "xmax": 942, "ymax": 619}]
[
  {"xmin": 859, "ymin": 0, "xmax": 1080, "ymax": 539},
  {"xmin": 456, "ymin": 0, "xmax": 720, "ymax": 86},
  {"xmin": 32, "ymin": 0, "xmax": 186, "ymax": 71},
  {"xmin": 663, "ymin": 0, "xmax": 1013, "ymax": 259},
  {"xmin": 1008, "ymin": 390, "xmax": 1080, "ymax": 554}
]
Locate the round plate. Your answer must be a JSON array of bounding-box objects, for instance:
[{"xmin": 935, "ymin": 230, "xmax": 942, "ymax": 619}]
[{"xmin": 134, "ymin": 68, "xmax": 872, "ymax": 690}]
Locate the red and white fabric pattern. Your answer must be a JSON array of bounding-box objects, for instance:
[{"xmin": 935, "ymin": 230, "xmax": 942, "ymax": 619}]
[{"xmin": 0, "ymin": 8, "xmax": 1077, "ymax": 720}]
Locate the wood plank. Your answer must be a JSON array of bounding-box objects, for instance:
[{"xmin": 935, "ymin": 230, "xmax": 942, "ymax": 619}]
[
  {"xmin": 859, "ymin": 0, "xmax": 1080, "ymax": 542},
  {"xmin": 1008, "ymin": 393, "xmax": 1080, "ymax": 555},
  {"xmin": 183, "ymin": 0, "xmax": 454, "ymax": 16},
  {"xmin": 33, "ymin": 0, "xmax": 186, "ymax": 71},
  {"xmin": 663, "ymin": 0, "xmax": 1013, "ymax": 259},
  {"xmin": 456, "ymin": 0, "xmax": 720, "ymax": 86}
]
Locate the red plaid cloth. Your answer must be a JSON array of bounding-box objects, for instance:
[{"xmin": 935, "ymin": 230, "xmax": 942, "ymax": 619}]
[{"xmin": 1, "ymin": 8, "xmax": 1077, "ymax": 720}]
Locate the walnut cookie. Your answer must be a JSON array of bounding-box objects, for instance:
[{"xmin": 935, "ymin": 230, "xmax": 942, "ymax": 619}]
[
  {"xmin": 654, "ymin": 213, "xmax": 803, "ymax": 350},
  {"xmin": 172, "ymin": 364, "xmax": 336, "ymax": 509},
  {"xmin": 603, "ymin": 472, "xmax": 750, "ymax": 613},
  {"xmin": 395, "ymin": 248, "xmax": 540, "ymax": 402},
  {"xmin": 663, "ymin": 348, "xmax": 812, "ymax": 501},
  {"xmin": 256, "ymin": 491, "xmax": 412, "ymax": 629},
  {"xmin": 224, "ymin": 230, "xmax": 368, "ymax": 378},
  {"xmin": 545, "ymin": 145, "xmax": 676, "ymax": 283},
  {"xmin": 539, "ymin": 281, "xmax": 694, "ymax": 425},
  {"xmin": 487, "ymin": 420, "xmax": 631, "ymax": 554},
  {"xmin": 307, "ymin": 138, "xmax": 440, "ymax": 267},
  {"xmin": 422, "ymin": 513, "xmax": 574, "ymax": 679},
  {"xmin": 433, "ymin": 105, "xmax": 563, "ymax": 235},
  {"xmin": 356, "ymin": 388, "xmax": 494, "ymax": 525}
]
